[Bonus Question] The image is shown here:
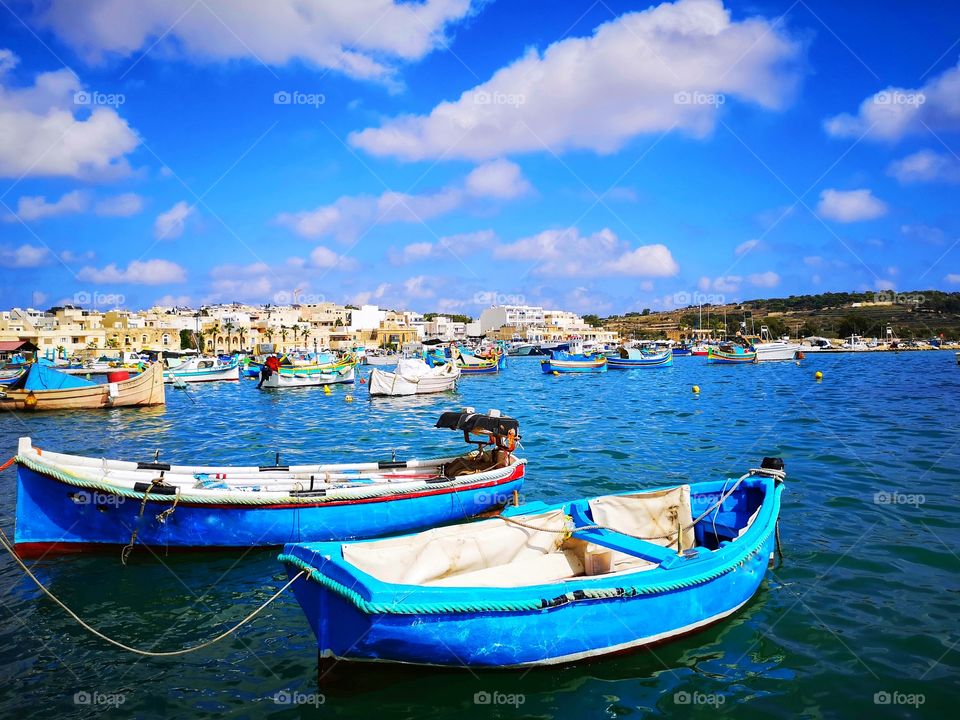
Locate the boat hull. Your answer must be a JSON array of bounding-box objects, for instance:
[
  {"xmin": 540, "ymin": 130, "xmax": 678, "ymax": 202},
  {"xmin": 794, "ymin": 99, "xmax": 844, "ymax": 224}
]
[
  {"xmin": 262, "ymin": 366, "xmax": 355, "ymax": 388},
  {"xmin": 13, "ymin": 459, "xmax": 525, "ymax": 556},
  {"xmin": 753, "ymin": 343, "xmax": 802, "ymax": 362},
  {"xmin": 540, "ymin": 359, "xmax": 607, "ymax": 373},
  {"xmin": 607, "ymin": 353, "xmax": 673, "ymax": 369},
  {"xmin": 0, "ymin": 363, "xmax": 165, "ymax": 411},
  {"xmin": 368, "ymin": 368, "xmax": 458, "ymax": 396},
  {"xmin": 706, "ymin": 348, "xmax": 757, "ymax": 364},
  {"xmin": 164, "ymin": 360, "xmax": 240, "ymax": 383},
  {"xmin": 282, "ymin": 477, "xmax": 782, "ymax": 668}
]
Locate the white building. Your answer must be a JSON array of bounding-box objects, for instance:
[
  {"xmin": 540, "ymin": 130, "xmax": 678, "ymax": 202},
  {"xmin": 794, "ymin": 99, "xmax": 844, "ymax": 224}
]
[
  {"xmin": 349, "ymin": 304, "xmax": 387, "ymax": 332},
  {"xmin": 478, "ymin": 305, "xmax": 545, "ymax": 333},
  {"xmin": 544, "ymin": 310, "xmax": 589, "ymax": 332}
]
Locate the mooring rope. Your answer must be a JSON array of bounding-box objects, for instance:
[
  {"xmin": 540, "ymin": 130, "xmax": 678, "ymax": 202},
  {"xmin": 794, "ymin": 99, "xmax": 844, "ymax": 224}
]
[{"xmin": 0, "ymin": 526, "xmax": 303, "ymax": 657}]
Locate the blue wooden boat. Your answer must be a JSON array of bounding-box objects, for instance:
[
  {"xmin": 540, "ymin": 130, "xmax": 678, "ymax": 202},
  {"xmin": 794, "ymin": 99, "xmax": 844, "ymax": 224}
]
[
  {"xmin": 11, "ymin": 409, "xmax": 524, "ymax": 557},
  {"xmin": 0, "ymin": 365, "xmax": 28, "ymax": 385},
  {"xmin": 707, "ymin": 343, "xmax": 757, "ymax": 364},
  {"xmin": 672, "ymin": 345, "xmax": 693, "ymax": 357},
  {"xmin": 607, "ymin": 348, "xmax": 673, "ymax": 369},
  {"xmin": 540, "ymin": 350, "xmax": 607, "ymax": 373},
  {"xmin": 280, "ymin": 458, "xmax": 785, "ymax": 668}
]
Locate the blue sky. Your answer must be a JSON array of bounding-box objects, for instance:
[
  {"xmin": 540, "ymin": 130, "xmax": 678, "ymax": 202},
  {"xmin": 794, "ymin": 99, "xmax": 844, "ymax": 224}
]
[{"xmin": 1, "ymin": 0, "xmax": 959, "ymax": 316}]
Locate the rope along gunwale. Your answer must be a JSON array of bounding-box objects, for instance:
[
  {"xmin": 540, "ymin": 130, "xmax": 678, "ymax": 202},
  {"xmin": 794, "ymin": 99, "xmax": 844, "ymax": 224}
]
[{"xmin": 0, "ymin": 526, "xmax": 303, "ymax": 657}]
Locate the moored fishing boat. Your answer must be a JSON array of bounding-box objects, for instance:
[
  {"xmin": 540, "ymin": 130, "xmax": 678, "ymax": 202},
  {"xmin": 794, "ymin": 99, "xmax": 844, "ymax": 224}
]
[
  {"xmin": 0, "ymin": 366, "xmax": 27, "ymax": 385},
  {"xmin": 10, "ymin": 409, "xmax": 525, "ymax": 557},
  {"xmin": 163, "ymin": 356, "xmax": 240, "ymax": 383},
  {"xmin": 540, "ymin": 350, "xmax": 607, "ymax": 373},
  {"xmin": 607, "ymin": 348, "xmax": 673, "ymax": 369},
  {"xmin": 0, "ymin": 362, "xmax": 164, "ymax": 411},
  {"xmin": 369, "ymin": 359, "xmax": 459, "ymax": 396},
  {"xmin": 262, "ymin": 363, "xmax": 355, "ymax": 388},
  {"xmin": 753, "ymin": 327, "xmax": 802, "ymax": 362},
  {"xmin": 453, "ymin": 349, "xmax": 499, "ymax": 375},
  {"xmin": 280, "ymin": 458, "xmax": 785, "ymax": 668},
  {"xmin": 707, "ymin": 344, "xmax": 757, "ymax": 364}
]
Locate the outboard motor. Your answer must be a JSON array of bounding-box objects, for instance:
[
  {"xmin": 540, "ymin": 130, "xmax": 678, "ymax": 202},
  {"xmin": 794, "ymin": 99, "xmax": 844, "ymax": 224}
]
[{"xmin": 436, "ymin": 407, "xmax": 521, "ymax": 468}]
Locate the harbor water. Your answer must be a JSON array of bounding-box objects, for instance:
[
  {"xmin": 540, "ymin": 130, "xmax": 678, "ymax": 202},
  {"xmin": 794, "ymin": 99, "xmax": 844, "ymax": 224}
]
[{"xmin": 0, "ymin": 352, "xmax": 957, "ymax": 718}]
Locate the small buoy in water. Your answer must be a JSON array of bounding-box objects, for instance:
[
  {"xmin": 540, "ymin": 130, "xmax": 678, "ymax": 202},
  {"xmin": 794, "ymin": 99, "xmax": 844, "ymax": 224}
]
[
  {"xmin": 323, "ymin": 385, "xmax": 332, "ymax": 394},
  {"xmin": 359, "ymin": 378, "xmax": 366, "ymax": 384},
  {"xmin": 344, "ymin": 394, "xmax": 354, "ymax": 402},
  {"xmin": 692, "ymin": 385, "xmax": 700, "ymax": 394},
  {"xmin": 815, "ymin": 371, "xmax": 823, "ymax": 380},
  {"xmin": 552, "ymin": 371, "xmax": 559, "ymax": 376}
]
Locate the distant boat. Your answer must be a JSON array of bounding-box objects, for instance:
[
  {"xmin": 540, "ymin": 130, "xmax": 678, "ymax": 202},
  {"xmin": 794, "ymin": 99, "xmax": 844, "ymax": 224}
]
[
  {"xmin": 0, "ymin": 362, "xmax": 165, "ymax": 411},
  {"xmin": 706, "ymin": 344, "xmax": 757, "ymax": 364},
  {"xmin": 690, "ymin": 343, "xmax": 710, "ymax": 356},
  {"xmin": 11, "ymin": 409, "xmax": 525, "ymax": 556},
  {"xmin": 453, "ymin": 348, "xmax": 499, "ymax": 375},
  {"xmin": 261, "ymin": 361, "xmax": 355, "ymax": 388},
  {"xmin": 281, "ymin": 458, "xmax": 786, "ymax": 668},
  {"xmin": 841, "ymin": 335, "xmax": 869, "ymax": 351},
  {"xmin": 163, "ymin": 356, "xmax": 240, "ymax": 383},
  {"xmin": 607, "ymin": 348, "xmax": 673, "ymax": 369},
  {"xmin": 369, "ymin": 359, "xmax": 459, "ymax": 396}
]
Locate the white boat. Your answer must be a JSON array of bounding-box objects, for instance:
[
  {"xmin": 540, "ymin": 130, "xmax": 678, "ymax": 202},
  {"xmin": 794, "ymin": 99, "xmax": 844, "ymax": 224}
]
[
  {"xmin": 841, "ymin": 335, "xmax": 869, "ymax": 352},
  {"xmin": 364, "ymin": 352, "xmax": 401, "ymax": 366},
  {"xmin": 163, "ymin": 356, "xmax": 240, "ymax": 383},
  {"xmin": 803, "ymin": 336, "xmax": 833, "ymax": 352},
  {"xmin": 369, "ymin": 359, "xmax": 459, "ymax": 396},
  {"xmin": 262, "ymin": 364, "xmax": 355, "ymax": 388},
  {"xmin": 753, "ymin": 326, "xmax": 802, "ymax": 362}
]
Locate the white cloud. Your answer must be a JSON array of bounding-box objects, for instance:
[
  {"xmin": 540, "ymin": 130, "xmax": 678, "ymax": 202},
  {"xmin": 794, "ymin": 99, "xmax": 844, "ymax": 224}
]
[
  {"xmin": 309, "ymin": 246, "xmax": 358, "ymax": 271},
  {"xmin": 95, "ymin": 192, "xmax": 145, "ymax": 216},
  {"xmin": 887, "ymin": 150, "xmax": 960, "ymax": 184},
  {"xmin": 493, "ymin": 227, "xmax": 678, "ymax": 278},
  {"xmin": 698, "ymin": 275, "xmax": 741, "ymax": 293},
  {"xmin": 277, "ymin": 162, "xmax": 530, "ymax": 241},
  {"xmin": 824, "ymin": 61, "xmax": 960, "ymax": 141},
  {"xmin": 403, "ymin": 275, "xmax": 435, "ymax": 298},
  {"xmin": 735, "ymin": 239, "xmax": 759, "ymax": 255},
  {"xmin": 901, "ymin": 224, "xmax": 946, "ymax": 244},
  {"xmin": 945, "ymin": 273, "xmax": 960, "ymax": 284},
  {"xmin": 748, "ymin": 271, "xmax": 780, "ymax": 287},
  {"xmin": 817, "ymin": 188, "xmax": 888, "ymax": 222},
  {"xmin": 61, "ymin": 249, "xmax": 95, "ymax": 263},
  {"xmin": 390, "ymin": 229, "xmax": 497, "ymax": 264},
  {"xmin": 78, "ymin": 259, "xmax": 186, "ymax": 284},
  {"xmin": 0, "ymin": 50, "xmax": 139, "ymax": 178},
  {"xmin": 1, "ymin": 243, "xmax": 51, "ymax": 267},
  {"xmin": 875, "ymin": 279, "xmax": 896, "ymax": 291},
  {"xmin": 154, "ymin": 294, "xmax": 192, "ymax": 307},
  {"xmin": 154, "ymin": 201, "xmax": 194, "ymax": 239},
  {"xmin": 37, "ymin": 0, "xmax": 475, "ymax": 84},
  {"xmin": 464, "ymin": 159, "xmax": 531, "ymax": 198},
  {"xmin": 6, "ymin": 190, "xmax": 88, "ymax": 221},
  {"xmin": 349, "ymin": 283, "xmax": 391, "ymax": 306},
  {"xmin": 350, "ymin": 0, "xmax": 801, "ymax": 160}
]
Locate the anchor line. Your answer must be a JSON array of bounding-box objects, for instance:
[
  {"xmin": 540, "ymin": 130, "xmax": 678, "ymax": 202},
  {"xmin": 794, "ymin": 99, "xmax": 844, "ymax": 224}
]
[{"xmin": 0, "ymin": 526, "xmax": 303, "ymax": 657}]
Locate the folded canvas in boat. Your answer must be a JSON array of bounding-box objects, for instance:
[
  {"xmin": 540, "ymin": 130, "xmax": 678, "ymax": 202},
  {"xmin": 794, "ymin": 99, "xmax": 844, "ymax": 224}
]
[
  {"xmin": 342, "ymin": 509, "xmax": 568, "ymax": 586},
  {"xmin": 588, "ymin": 486, "xmax": 694, "ymax": 570}
]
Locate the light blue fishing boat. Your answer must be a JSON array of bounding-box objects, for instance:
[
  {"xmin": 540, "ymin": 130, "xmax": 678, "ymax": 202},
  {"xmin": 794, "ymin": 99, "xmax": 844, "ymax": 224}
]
[
  {"xmin": 607, "ymin": 347, "xmax": 673, "ymax": 369},
  {"xmin": 11, "ymin": 409, "xmax": 524, "ymax": 557},
  {"xmin": 280, "ymin": 458, "xmax": 785, "ymax": 669}
]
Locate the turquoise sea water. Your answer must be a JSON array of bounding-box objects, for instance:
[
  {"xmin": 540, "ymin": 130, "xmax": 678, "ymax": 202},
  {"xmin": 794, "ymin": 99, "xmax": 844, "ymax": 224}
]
[{"xmin": 1, "ymin": 352, "xmax": 957, "ymax": 718}]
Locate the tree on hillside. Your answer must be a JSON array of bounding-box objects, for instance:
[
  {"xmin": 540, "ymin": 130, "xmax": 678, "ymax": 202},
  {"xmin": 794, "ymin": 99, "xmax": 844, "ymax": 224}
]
[{"xmin": 581, "ymin": 314, "xmax": 604, "ymax": 327}]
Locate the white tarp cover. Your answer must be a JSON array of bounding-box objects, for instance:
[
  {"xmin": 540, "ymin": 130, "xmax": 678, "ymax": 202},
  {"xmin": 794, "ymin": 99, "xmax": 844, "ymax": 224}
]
[{"xmin": 369, "ymin": 359, "xmax": 457, "ymax": 396}]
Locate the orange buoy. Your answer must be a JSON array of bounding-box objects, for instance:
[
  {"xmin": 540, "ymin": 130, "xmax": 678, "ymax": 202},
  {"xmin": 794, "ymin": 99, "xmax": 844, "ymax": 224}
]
[{"xmin": 106, "ymin": 370, "xmax": 130, "ymax": 383}]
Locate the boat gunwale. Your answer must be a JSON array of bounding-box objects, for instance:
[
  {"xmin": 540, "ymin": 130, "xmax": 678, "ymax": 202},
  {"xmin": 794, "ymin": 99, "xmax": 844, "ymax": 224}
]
[{"xmin": 281, "ymin": 475, "xmax": 782, "ymax": 611}]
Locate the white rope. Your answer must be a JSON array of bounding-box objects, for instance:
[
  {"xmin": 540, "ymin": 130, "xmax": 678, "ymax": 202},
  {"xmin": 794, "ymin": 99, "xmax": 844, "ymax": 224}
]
[{"xmin": 0, "ymin": 527, "xmax": 303, "ymax": 657}]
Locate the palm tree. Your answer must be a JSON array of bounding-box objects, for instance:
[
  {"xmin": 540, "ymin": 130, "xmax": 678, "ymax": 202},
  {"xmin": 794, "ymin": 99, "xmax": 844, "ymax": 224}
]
[
  {"xmin": 291, "ymin": 325, "xmax": 302, "ymax": 350},
  {"xmin": 279, "ymin": 325, "xmax": 289, "ymax": 351},
  {"xmin": 264, "ymin": 328, "xmax": 275, "ymax": 348},
  {"xmin": 237, "ymin": 328, "xmax": 247, "ymax": 352},
  {"xmin": 302, "ymin": 327, "xmax": 312, "ymax": 350},
  {"xmin": 224, "ymin": 321, "xmax": 235, "ymax": 351},
  {"xmin": 106, "ymin": 337, "xmax": 120, "ymax": 350}
]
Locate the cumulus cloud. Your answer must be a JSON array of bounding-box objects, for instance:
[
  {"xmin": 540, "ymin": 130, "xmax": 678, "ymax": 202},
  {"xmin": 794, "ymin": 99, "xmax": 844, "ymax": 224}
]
[
  {"xmin": 78, "ymin": 259, "xmax": 186, "ymax": 284},
  {"xmin": 698, "ymin": 275, "xmax": 741, "ymax": 293},
  {"xmin": 390, "ymin": 229, "xmax": 497, "ymax": 265},
  {"xmin": 277, "ymin": 160, "xmax": 530, "ymax": 241},
  {"xmin": 206, "ymin": 252, "xmax": 357, "ymax": 304},
  {"xmin": 0, "ymin": 49, "xmax": 139, "ymax": 178},
  {"xmin": 37, "ymin": 0, "xmax": 475, "ymax": 84},
  {"xmin": 945, "ymin": 273, "xmax": 960, "ymax": 284},
  {"xmin": 817, "ymin": 188, "xmax": 888, "ymax": 222},
  {"xmin": 6, "ymin": 190, "xmax": 88, "ymax": 221},
  {"xmin": 308, "ymin": 246, "xmax": 358, "ymax": 271},
  {"xmin": 735, "ymin": 239, "xmax": 759, "ymax": 255},
  {"xmin": 748, "ymin": 271, "xmax": 780, "ymax": 287},
  {"xmin": 153, "ymin": 201, "xmax": 194, "ymax": 239},
  {"xmin": 824, "ymin": 60, "xmax": 960, "ymax": 141},
  {"xmin": 887, "ymin": 150, "xmax": 960, "ymax": 184},
  {"xmin": 1, "ymin": 243, "xmax": 52, "ymax": 267},
  {"xmin": 350, "ymin": 0, "xmax": 801, "ymax": 160},
  {"xmin": 493, "ymin": 227, "xmax": 678, "ymax": 278},
  {"xmin": 95, "ymin": 192, "xmax": 145, "ymax": 216}
]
